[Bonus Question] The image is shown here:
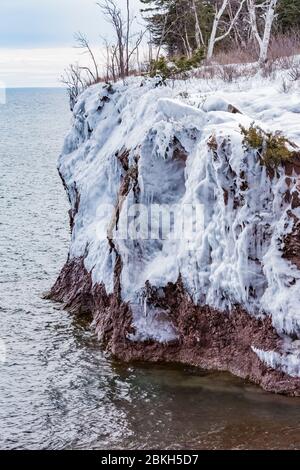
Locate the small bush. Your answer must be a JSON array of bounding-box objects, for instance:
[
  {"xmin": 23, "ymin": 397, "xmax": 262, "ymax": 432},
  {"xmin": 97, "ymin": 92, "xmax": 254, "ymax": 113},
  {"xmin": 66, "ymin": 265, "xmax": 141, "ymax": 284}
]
[
  {"xmin": 280, "ymin": 77, "xmax": 292, "ymax": 93},
  {"xmin": 191, "ymin": 62, "xmax": 257, "ymax": 82},
  {"xmin": 150, "ymin": 48, "xmax": 205, "ymax": 80},
  {"xmin": 288, "ymin": 63, "xmax": 300, "ymax": 81},
  {"xmin": 260, "ymin": 60, "xmax": 276, "ymax": 78},
  {"xmin": 216, "ymin": 64, "xmax": 242, "ymax": 83},
  {"xmin": 240, "ymin": 123, "xmax": 294, "ymax": 167},
  {"xmin": 149, "ymin": 56, "xmax": 171, "ymax": 80},
  {"xmin": 212, "ymin": 47, "xmax": 257, "ymax": 66},
  {"xmin": 240, "ymin": 123, "xmax": 264, "ymax": 149},
  {"xmin": 268, "ymin": 32, "xmax": 300, "ymax": 62}
]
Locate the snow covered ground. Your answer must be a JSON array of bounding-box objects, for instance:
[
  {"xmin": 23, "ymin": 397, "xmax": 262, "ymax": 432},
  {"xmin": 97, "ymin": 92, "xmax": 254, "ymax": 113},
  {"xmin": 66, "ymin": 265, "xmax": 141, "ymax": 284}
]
[{"xmin": 59, "ymin": 68, "xmax": 300, "ymax": 377}]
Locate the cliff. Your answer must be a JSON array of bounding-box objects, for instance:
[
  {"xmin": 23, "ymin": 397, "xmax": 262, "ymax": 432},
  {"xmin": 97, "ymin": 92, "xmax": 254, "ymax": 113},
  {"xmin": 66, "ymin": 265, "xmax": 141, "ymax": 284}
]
[{"xmin": 51, "ymin": 73, "xmax": 300, "ymax": 395}]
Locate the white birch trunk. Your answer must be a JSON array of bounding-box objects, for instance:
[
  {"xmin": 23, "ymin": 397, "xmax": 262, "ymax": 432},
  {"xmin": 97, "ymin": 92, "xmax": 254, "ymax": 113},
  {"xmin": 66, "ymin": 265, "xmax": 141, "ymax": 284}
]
[
  {"xmin": 207, "ymin": 0, "xmax": 245, "ymax": 60},
  {"xmin": 192, "ymin": 0, "xmax": 204, "ymax": 48},
  {"xmin": 260, "ymin": 0, "xmax": 278, "ymax": 63},
  {"xmin": 247, "ymin": 0, "xmax": 278, "ymax": 64},
  {"xmin": 247, "ymin": 0, "xmax": 262, "ymax": 48},
  {"xmin": 207, "ymin": 0, "xmax": 229, "ymax": 60}
]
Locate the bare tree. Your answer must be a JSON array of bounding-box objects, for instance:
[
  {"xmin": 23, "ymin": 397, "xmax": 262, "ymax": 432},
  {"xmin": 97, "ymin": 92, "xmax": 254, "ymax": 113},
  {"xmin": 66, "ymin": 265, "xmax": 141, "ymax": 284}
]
[
  {"xmin": 247, "ymin": 0, "xmax": 278, "ymax": 64},
  {"xmin": 61, "ymin": 64, "xmax": 86, "ymax": 110},
  {"xmin": 74, "ymin": 32, "xmax": 100, "ymax": 81},
  {"xmin": 97, "ymin": 0, "xmax": 126, "ymax": 78},
  {"xmin": 97, "ymin": 0, "xmax": 145, "ymax": 80},
  {"xmin": 126, "ymin": 0, "xmax": 130, "ymax": 75},
  {"xmin": 207, "ymin": 0, "xmax": 246, "ymax": 60},
  {"xmin": 100, "ymin": 0, "xmax": 125, "ymax": 77},
  {"xmin": 228, "ymin": 0, "xmax": 245, "ymax": 47},
  {"xmin": 192, "ymin": 0, "xmax": 204, "ymax": 48}
]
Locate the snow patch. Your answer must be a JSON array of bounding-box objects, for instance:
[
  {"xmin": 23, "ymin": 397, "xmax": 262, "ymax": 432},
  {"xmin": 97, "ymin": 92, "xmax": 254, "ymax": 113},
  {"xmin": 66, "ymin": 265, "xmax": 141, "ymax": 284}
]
[
  {"xmin": 252, "ymin": 346, "xmax": 300, "ymax": 378},
  {"xmin": 129, "ymin": 304, "xmax": 178, "ymax": 343}
]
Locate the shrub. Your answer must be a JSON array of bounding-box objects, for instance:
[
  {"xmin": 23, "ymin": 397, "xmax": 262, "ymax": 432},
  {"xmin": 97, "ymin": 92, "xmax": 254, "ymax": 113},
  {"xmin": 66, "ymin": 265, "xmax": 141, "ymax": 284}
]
[
  {"xmin": 268, "ymin": 32, "xmax": 300, "ymax": 62},
  {"xmin": 216, "ymin": 64, "xmax": 241, "ymax": 83},
  {"xmin": 150, "ymin": 56, "xmax": 171, "ymax": 80},
  {"xmin": 280, "ymin": 78, "xmax": 292, "ymax": 93},
  {"xmin": 240, "ymin": 123, "xmax": 294, "ymax": 168},
  {"xmin": 150, "ymin": 48, "xmax": 205, "ymax": 80},
  {"xmin": 212, "ymin": 46, "xmax": 257, "ymax": 66},
  {"xmin": 288, "ymin": 63, "xmax": 300, "ymax": 81},
  {"xmin": 240, "ymin": 123, "xmax": 264, "ymax": 149}
]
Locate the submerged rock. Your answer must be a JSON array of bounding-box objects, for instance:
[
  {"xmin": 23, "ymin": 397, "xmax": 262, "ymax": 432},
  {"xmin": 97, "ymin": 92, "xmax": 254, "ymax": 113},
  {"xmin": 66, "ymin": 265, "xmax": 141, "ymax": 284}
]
[{"xmin": 51, "ymin": 76, "xmax": 300, "ymax": 395}]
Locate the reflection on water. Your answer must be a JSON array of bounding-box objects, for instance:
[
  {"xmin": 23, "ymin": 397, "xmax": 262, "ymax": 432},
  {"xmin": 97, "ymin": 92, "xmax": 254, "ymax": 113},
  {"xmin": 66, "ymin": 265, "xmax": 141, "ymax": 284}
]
[{"xmin": 0, "ymin": 88, "xmax": 300, "ymax": 450}]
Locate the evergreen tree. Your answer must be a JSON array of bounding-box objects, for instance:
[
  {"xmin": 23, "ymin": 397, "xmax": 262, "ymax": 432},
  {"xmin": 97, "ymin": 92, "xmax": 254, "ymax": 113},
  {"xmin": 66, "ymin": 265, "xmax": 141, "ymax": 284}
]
[
  {"xmin": 141, "ymin": 0, "xmax": 300, "ymax": 61},
  {"xmin": 277, "ymin": 0, "xmax": 300, "ymax": 32},
  {"xmin": 140, "ymin": 0, "xmax": 214, "ymax": 57}
]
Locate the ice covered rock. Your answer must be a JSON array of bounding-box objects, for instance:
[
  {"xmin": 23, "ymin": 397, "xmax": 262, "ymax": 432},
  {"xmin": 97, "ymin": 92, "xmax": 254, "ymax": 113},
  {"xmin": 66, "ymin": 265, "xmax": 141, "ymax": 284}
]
[{"xmin": 51, "ymin": 75, "xmax": 300, "ymax": 395}]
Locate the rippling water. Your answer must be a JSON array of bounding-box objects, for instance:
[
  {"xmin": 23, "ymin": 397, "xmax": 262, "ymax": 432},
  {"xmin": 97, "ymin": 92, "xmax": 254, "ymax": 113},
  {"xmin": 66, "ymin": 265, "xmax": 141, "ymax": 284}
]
[{"xmin": 1, "ymin": 88, "xmax": 300, "ymax": 450}]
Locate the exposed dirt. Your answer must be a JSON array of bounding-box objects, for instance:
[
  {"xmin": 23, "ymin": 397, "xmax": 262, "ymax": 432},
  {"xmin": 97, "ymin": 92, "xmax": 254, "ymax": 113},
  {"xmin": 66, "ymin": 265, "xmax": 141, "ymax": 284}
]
[
  {"xmin": 49, "ymin": 257, "xmax": 300, "ymax": 396},
  {"xmin": 50, "ymin": 136, "xmax": 300, "ymax": 397}
]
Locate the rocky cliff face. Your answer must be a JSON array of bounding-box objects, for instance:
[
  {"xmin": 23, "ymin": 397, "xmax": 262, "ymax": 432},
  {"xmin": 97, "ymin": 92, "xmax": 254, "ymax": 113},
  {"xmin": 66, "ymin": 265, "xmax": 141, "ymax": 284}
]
[{"xmin": 51, "ymin": 75, "xmax": 300, "ymax": 395}]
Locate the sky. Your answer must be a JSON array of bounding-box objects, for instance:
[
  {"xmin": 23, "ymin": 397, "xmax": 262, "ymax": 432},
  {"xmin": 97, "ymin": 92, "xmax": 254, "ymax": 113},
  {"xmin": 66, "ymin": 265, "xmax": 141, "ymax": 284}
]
[{"xmin": 0, "ymin": 0, "xmax": 143, "ymax": 87}]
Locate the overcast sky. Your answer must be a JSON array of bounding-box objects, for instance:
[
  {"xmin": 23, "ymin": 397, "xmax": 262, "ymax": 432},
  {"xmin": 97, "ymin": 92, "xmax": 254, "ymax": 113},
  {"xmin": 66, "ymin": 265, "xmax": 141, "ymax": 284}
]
[{"xmin": 0, "ymin": 0, "xmax": 143, "ymax": 87}]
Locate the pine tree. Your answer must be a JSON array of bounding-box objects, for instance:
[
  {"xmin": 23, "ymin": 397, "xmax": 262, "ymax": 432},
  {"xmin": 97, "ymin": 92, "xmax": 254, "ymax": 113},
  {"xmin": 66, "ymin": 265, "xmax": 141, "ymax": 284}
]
[
  {"xmin": 141, "ymin": 0, "xmax": 300, "ymax": 62},
  {"xmin": 140, "ymin": 0, "xmax": 214, "ymax": 57},
  {"xmin": 277, "ymin": 0, "xmax": 300, "ymax": 32}
]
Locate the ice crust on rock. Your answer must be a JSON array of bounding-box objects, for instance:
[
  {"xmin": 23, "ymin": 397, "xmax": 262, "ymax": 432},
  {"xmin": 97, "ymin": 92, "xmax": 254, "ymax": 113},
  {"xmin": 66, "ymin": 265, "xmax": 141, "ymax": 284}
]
[
  {"xmin": 252, "ymin": 345, "xmax": 300, "ymax": 378},
  {"xmin": 58, "ymin": 73, "xmax": 300, "ymax": 373}
]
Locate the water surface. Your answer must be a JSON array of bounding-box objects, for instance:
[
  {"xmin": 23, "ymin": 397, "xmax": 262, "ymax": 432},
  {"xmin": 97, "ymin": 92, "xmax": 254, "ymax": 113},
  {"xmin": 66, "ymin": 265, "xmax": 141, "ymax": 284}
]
[{"xmin": 0, "ymin": 88, "xmax": 300, "ymax": 450}]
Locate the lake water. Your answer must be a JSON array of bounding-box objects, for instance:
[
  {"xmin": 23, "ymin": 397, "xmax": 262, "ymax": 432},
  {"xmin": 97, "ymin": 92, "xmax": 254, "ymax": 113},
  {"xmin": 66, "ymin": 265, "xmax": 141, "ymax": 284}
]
[{"xmin": 1, "ymin": 88, "xmax": 300, "ymax": 450}]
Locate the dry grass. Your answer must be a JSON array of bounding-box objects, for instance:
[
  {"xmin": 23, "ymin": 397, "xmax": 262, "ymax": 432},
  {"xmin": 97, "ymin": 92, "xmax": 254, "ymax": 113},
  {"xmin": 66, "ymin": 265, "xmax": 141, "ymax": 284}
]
[
  {"xmin": 191, "ymin": 33, "xmax": 300, "ymax": 82},
  {"xmin": 205, "ymin": 32, "xmax": 300, "ymax": 69},
  {"xmin": 78, "ymin": 33, "xmax": 300, "ymax": 91},
  {"xmin": 268, "ymin": 32, "xmax": 300, "ymax": 63},
  {"xmin": 191, "ymin": 62, "xmax": 258, "ymax": 82},
  {"xmin": 212, "ymin": 47, "xmax": 257, "ymax": 66}
]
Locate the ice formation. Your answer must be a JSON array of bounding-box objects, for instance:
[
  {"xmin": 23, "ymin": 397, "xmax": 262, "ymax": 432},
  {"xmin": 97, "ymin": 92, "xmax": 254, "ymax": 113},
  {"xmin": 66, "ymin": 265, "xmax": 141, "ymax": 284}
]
[{"xmin": 53, "ymin": 71, "xmax": 300, "ymax": 393}]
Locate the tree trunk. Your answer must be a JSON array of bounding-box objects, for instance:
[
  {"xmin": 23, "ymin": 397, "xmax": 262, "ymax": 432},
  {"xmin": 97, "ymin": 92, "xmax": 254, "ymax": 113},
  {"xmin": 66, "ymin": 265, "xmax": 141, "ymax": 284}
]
[
  {"xmin": 247, "ymin": 0, "xmax": 278, "ymax": 64},
  {"xmin": 192, "ymin": 0, "xmax": 204, "ymax": 48},
  {"xmin": 207, "ymin": 0, "xmax": 228, "ymax": 60},
  {"xmin": 247, "ymin": 0, "xmax": 262, "ymax": 51},
  {"xmin": 126, "ymin": 0, "xmax": 130, "ymax": 75},
  {"xmin": 185, "ymin": 25, "xmax": 193, "ymax": 58},
  {"xmin": 259, "ymin": 0, "xmax": 278, "ymax": 63}
]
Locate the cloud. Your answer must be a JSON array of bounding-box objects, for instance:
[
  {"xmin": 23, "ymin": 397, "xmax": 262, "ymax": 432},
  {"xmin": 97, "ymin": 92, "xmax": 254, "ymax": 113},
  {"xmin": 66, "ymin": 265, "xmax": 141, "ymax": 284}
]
[
  {"xmin": 0, "ymin": 0, "xmax": 142, "ymax": 47},
  {"xmin": 0, "ymin": 47, "xmax": 104, "ymax": 88},
  {"xmin": 0, "ymin": 0, "xmax": 143, "ymax": 87}
]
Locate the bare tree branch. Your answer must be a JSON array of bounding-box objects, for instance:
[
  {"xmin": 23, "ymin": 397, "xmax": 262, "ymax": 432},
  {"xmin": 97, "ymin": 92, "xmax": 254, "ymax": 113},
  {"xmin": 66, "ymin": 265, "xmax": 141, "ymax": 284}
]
[{"xmin": 74, "ymin": 31, "xmax": 99, "ymax": 80}]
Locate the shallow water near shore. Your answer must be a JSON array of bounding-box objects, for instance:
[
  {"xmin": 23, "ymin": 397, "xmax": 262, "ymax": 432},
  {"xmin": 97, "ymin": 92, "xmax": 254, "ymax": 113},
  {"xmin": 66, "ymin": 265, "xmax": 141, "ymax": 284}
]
[{"xmin": 1, "ymin": 88, "xmax": 300, "ymax": 450}]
